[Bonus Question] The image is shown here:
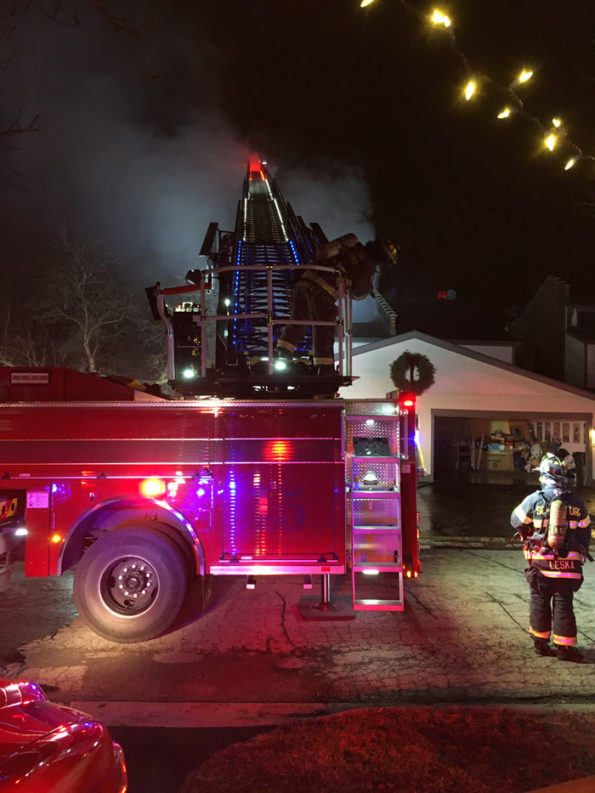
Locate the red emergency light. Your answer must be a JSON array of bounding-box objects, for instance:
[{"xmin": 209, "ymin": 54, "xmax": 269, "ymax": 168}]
[
  {"xmin": 265, "ymin": 439, "xmax": 292, "ymax": 462},
  {"xmin": 248, "ymin": 157, "xmax": 265, "ymax": 181}
]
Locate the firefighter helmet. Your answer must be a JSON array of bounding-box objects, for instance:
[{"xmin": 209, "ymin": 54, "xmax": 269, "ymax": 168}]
[
  {"xmin": 366, "ymin": 239, "xmax": 398, "ymax": 269},
  {"xmin": 538, "ymin": 453, "xmax": 572, "ymax": 485}
]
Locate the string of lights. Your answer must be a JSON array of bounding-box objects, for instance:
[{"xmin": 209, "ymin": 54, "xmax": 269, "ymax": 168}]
[{"xmin": 360, "ymin": 0, "xmax": 595, "ymax": 177}]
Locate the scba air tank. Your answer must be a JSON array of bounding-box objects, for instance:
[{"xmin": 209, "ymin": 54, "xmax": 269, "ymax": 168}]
[{"xmin": 547, "ymin": 499, "xmax": 568, "ymax": 553}]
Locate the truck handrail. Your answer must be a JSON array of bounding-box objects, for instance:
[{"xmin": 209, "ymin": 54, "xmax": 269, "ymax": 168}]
[{"xmin": 153, "ymin": 260, "xmax": 353, "ymax": 381}]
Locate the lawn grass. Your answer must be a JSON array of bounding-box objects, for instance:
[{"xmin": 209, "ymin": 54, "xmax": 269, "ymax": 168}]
[{"xmin": 179, "ymin": 706, "xmax": 595, "ymax": 793}]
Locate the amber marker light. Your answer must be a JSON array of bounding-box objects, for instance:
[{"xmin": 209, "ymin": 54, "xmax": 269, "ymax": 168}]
[
  {"xmin": 360, "ymin": 0, "xmax": 376, "ymax": 6},
  {"xmin": 139, "ymin": 478, "xmax": 167, "ymax": 498},
  {"xmin": 265, "ymin": 440, "xmax": 292, "ymax": 462}
]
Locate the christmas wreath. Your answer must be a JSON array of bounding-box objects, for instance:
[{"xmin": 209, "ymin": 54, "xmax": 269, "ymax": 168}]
[{"xmin": 389, "ymin": 351, "xmax": 435, "ymax": 396}]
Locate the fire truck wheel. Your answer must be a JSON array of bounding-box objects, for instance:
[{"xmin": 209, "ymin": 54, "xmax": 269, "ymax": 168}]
[{"xmin": 73, "ymin": 527, "xmax": 189, "ymax": 643}]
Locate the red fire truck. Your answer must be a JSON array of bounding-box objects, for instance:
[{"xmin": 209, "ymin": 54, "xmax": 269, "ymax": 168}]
[{"xmin": 0, "ymin": 163, "xmax": 420, "ymax": 643}]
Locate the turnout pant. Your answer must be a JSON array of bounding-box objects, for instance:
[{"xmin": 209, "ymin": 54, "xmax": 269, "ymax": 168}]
[
  {"xmin": 277, "ymin": 280, "xmax": 336, "ymax": 367},
  {"xmin": 525, "ymin": 566, "xmax": 582, "ymax": 647}
]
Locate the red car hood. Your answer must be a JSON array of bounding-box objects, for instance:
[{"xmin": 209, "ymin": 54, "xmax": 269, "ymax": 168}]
[{"xmin": 0, "ymin": 680, "xmax": 126, "ymax": 793}]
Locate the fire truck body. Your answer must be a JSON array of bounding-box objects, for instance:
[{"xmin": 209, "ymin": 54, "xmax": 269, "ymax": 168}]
[
  {"xmin": 0, "ymin": 368, "xmax": 418, "ymax": 642},
  {"xmin": 3, "ymin": 396, "xmax": 346, "ymax": 580}
]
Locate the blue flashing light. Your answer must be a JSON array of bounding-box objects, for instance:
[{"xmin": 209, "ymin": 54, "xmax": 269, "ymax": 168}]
[
  {"xmin": 231, "ymin": 241, "xmax": 241, "ymax": 343},
  {"xmin": 50, "ymin": 482, "xmax": 70, "ymax": 502},
  {"xmin": 288, "ymin": 240, "xmax": 299, "ymax": 264},
  {"xmin": 227, "ymin": 469, "xmax": 238, "ymax": 555},
  {"xmin": 196, "ymin": 487, "xmax": 206, "ymax": 497}
]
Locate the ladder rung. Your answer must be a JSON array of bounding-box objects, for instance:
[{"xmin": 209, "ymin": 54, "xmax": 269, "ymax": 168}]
[{"xmin": 352, "ymin": 525, "xmax": 399, "ymax": 531}]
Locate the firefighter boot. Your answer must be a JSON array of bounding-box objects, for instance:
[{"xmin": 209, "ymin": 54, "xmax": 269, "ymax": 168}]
[
  {"xmin": 533, "ymin": 639, "xmax": 554, "ymax": 657},
  {"xmin": 556, "ymin": 645, "xmax": 585, "ymax": 663}
]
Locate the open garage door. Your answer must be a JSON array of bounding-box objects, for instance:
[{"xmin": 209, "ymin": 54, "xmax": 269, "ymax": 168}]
[{"xmin": 433, "ymin": 413, "xmax": 589, "ymax": 484}]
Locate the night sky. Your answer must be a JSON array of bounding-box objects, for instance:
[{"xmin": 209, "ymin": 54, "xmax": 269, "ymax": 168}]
[{"xmin": 1, "ymin": 0, "xmax": 594, "ymax": 337}]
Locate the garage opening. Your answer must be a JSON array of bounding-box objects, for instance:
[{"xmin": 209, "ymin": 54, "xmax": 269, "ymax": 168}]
[{"xmin": 433, "ymin": 414, "xmax": 588, "ymax": 485}]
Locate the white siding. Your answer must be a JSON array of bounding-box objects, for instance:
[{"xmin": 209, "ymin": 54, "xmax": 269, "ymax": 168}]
[{"xmin": 340, "ymin": 335, "xmax": 595, "ymax": 481}]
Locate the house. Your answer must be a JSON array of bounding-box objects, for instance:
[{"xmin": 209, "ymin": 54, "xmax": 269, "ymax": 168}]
[
  {"xmin": 510, "ymin": 275, "xmax": 595, "ymax": 390},
  {"xmin": 340, "ymin": 330, "xmax": 595, "ymax": 484}
]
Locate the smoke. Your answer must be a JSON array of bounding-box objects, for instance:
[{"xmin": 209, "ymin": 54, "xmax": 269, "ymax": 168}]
[
  {"xmin": 0, "ymin": 3, "xmax": 248, "ymax": 284},
  {"xmin": 274, "ymin": 161, "xmax": 382, "ymax": 324},
  {"xmin": 0, "ymin": 2, "xmax": 381, "ymax": 324},
  {"xmin": 275, "ymin": 161, "xmax": 375, "ymax": 242}
]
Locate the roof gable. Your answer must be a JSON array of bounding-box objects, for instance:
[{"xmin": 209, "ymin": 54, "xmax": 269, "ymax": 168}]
[{"xmin": 348, "ymin": 329, "xmax": 595, "ymax": 401}]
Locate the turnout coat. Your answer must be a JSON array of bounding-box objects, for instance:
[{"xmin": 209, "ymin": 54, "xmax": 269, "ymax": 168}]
[{"xmin": 511, "ymin": 488, "xmax": 591, "ymax": 580}]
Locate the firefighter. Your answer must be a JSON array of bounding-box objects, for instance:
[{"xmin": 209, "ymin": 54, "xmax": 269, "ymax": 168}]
[
  {"xmin": 510, "ymin": 453, "xmax": 591, "ymax": 661},
  {"xmin": 276, "ymin": 234, "xmax": 394, "ymax": 375}
]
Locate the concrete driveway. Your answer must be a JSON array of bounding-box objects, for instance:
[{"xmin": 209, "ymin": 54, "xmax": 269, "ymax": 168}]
[{"xmin": 2, "ymin": 544, "xmax": 595, "ymax": 720}]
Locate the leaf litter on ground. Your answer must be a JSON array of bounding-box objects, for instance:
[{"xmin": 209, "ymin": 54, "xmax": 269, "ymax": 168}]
[{"xmin": 179, "ymin": 705, "xmax": 595, "ymax": 793}]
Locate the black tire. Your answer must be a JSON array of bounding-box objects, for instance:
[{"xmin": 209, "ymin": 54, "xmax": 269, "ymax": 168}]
[{"xmin": 73, "ymin": 527, "xmax": 189, "ymax": 643}]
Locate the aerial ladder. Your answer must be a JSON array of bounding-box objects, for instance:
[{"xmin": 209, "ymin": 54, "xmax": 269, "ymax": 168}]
[{"xmin": 147, "ymin": 159, "xmax": 357, "ymax": 397}]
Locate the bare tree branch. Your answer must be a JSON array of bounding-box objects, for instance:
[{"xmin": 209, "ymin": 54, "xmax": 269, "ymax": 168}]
[
  {"xmin": 33, "ymin": 237, "xmax": 136, "ymax": 372},
  {"xmin": 90, "ymin": 0, "xmax": 153, "ymax": 40},
  {"xmin": 0, "ymin": 108, "xmax": 40, "ymax": 139},
  {"xmin": 22, "ymin": 0, "xmax": 80, "ymax": 26}
]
